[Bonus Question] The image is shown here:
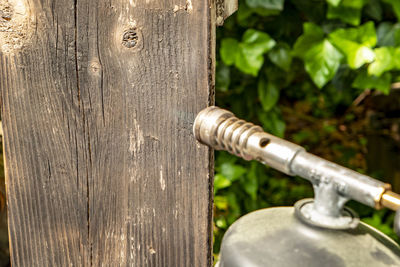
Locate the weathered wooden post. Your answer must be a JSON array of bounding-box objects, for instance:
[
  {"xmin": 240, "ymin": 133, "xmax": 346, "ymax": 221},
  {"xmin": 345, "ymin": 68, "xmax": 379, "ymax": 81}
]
[{"xmin": 0, "ymin": 0, "xmax": 235, "ymax": 265}]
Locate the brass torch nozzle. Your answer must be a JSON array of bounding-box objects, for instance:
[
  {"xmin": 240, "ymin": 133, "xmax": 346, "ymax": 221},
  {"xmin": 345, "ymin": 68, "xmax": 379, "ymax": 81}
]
[{"xmin": 381, "ymin": 191, "xmax": 400, "ymax": 211}]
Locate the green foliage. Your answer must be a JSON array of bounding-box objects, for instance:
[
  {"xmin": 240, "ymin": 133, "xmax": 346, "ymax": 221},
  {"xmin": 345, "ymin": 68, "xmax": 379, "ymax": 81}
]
[
  {"xmin": 293, "ymin": 23, "xmax": 343, "ymax": 88},
  {"xmin": 383, "ymin": 0, "xmax": 400, "ymax": 20},
  {"xmin": 258, "ymin": 77, "xmax": 280, "ymax": 111},
  {"xmin": 376, "ymin": 22, "xmax": 400, "ymax": 46},
  {"xmin": 220, "ymin": 29, "xmax": 276, "ymax": 76},
  {"xmin": 328, "ymin": 22, "xmax": 376, "ymax": 69},
  {"xmin": 353, "ymin": 70, "xmax": 392, "ymax": 94},
  {"xmin": 327, "ymin": 0, "xmax": 368, "ymax": 26},
  {"xmin": 214, "ymin": 0, "xmax": 400, "ymax": 256},
  {"xmin": 368, "ymin": 47, "xmax": 400, "ymax": 76},
  {"xmin": 326, "ymin": 0, "xmax": 341, "ymax": 7},
  {"xmin": 268, "ymin": 43, "xmax": 292, "ymax": 71},
  {"xmin": 246, "ymin": 0, "xmax": 284, "ymax": 10}
]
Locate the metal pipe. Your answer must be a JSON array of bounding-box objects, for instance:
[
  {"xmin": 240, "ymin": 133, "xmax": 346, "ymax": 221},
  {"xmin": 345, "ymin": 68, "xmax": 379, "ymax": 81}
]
[
  {"xmin": 382, "ymin": 191, "xmax": 400, "ymax": 211},
  {"xmin": 193, "ymin": 106, "xmax": 400, "ymax": 213}
]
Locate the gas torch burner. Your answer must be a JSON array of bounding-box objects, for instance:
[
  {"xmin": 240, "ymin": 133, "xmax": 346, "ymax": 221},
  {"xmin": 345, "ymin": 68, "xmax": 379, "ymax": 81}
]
[{"xmin": 194, "ymin": 106, "xmax": 400, "ymax": 233}]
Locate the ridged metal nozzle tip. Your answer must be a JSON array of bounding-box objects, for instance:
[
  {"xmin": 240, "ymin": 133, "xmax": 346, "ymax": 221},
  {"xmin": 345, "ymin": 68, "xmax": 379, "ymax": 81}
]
[
  {"xmin": 193, "ymin": 106, "xmax": 266, "ymax": 160},
  {"xmin": 193, "ymin": 106, "xmax": 234, "ymax": 148}
]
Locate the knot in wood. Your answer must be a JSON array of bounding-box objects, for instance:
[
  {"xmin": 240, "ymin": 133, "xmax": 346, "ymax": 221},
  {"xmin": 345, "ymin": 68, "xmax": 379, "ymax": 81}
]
[
  {"xmin": 0, "ymin": 2, "xmax": 13, "ymax": 22},
  {"xmin": 122, "ymin": 28, "xmax": 138, "ymax": 48},
  {"xmin": 89, "ymin": 60, "xmax": 101, "ymax": 74}
]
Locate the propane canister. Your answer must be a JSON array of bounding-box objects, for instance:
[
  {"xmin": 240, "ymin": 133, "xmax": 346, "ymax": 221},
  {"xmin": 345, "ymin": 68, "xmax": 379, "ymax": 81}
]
[{"xmin": 216, "ymin": 206, "xmax": 400, "ymax": 267}]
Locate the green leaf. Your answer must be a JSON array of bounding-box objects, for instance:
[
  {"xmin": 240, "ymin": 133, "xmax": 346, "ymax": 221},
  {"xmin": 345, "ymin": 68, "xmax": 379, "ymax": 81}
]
[
  {"xmin": 215, "ymin": 216, "xmax": 228, "ymax": 229},
  {"xmin": 246, "ymin": 0, "xmax": 284, "ymax": 10},
  {"xmin": 235, "ymin": 49, "xmax": 263, "ymax": 76},
  {"xmin": 377, "ymin": 22, "xmax": 395, "ymax": 46},
  {"xmin": 304, "ymin": 40, "xmax": 343, "ymax": 88},
  {"xmin": 237, "ymin": 1, "xmax": 256, "ymax": 25},
  {"xmin": 327, "ymin": 7, "xmax": 361, "ymax": 26},
  {"xmin": 368, "ymin": 47, "xmax": 395, "ymax": 76},
  {"xmin": 332, "ymin": 41, "xmax": 374, "ymax": 69},
  {"xmin": 258, "ymin": 109, "xmax": 286, "ymax": 137},
  {"xmin": 383, "ymin": 0, "xmax": 400, "ymax": 21},
  {"xmin": 235, "ymin": 29, "xmax": 276, "ymax": 76},
  {"xmin": 219, "ymin": 162, "xmax": 247, "ymax": 181},
  {"xmin": 294, "ymin": 23, "xmax": 343, "ymax": 87},
  {"xmin": 258, "ymin": 78, "xmax": 280, "ymax": 111},
  {"xmin": 216, "ymin": 63, "xmax": 231, "ymax": 92},
  {"xmin": 241, "ymin": 29, "xmax": 277, "ymax": 55},
  {"xmin": 238, "ymin": 0, "xmax": 281, "ymax": 22},
  {"xmin": 268, "ymin": 43, "xmax": 292, "ymax": 71},
  {"xmin": 293, "ymin": 23, "xmax": 324, "ymax": 57},
  {"xmin": 394, "ymin": 48, "xmax": 400, "ymax": 68},
  {"xmin": 364, "ymin": 0, "xmax": 382, "ymax": 21},
  {"xmin": 255, "ymin": 8, "xmax": 281, "ymax": 16},
  {"xmin": 377, "ymin": 22, "xmax": 400, "ymax": 47},
  {"xmin": 215, "ymin": 151, "xmax": 237, "ymax": 166},
  {"xmin": 225, "ymin": 192, "xmax": 241, "ymax": 224},
  {"xmin": 352, "ymin": 70, "xmax": 392, "ymax": 94},
  {"xmin": 214, "ymin": 174, "xmax": 232, "ymax": 191},
  {"xmin": 327, "ymin": 0, "xmax": 368, "ymax": 26},
  {"xmin": 241, "ymin": 162, "xmax": 259, "ymax": 200},
  {"xmin": 220, "ymin": 38, "xmax": 239, "ymax": 66},
  {"xmin": 327, "ymin": 0, "xmax": 341, "ymax": 7},
  {"xmin": 214, "ymin": 196, "xmax": 229, "ymax": 210},
  {"xmin": 329, "ymin": 22, "xmax": 376, "ymax": 69},
  {"xmin": 330, "ymin": 21, "xmax": 377, "ymax": 47},
  {"xmin": 301, "ymin": 22, "xmax": 325, "ymax": 38}
]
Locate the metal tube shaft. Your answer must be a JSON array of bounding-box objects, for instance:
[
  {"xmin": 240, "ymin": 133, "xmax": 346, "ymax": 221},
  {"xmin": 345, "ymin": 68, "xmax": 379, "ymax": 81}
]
[{"xmin": 194, "ymin": 106, "xmax": 399, "ymax": 211}]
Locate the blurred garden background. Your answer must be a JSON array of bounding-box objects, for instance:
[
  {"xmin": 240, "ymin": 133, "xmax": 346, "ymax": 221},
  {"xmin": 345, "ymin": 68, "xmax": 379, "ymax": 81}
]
[{"xmin": 213, "ymin": 0, "xmax": 400, "ymax": 261}]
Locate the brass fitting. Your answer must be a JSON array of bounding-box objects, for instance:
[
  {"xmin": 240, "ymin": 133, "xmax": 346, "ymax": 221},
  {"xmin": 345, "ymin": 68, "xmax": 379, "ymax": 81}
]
[{"xmin": 381, "ymin": 191, "xmax": 400, "ymax": 211}]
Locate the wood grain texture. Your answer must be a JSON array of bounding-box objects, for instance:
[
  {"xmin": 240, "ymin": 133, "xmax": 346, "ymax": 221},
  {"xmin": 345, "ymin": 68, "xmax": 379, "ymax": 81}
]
[
  {"xmin": 216, "ymin": 0, "xmax": 238, "ymax": 26},
  {"xmin": 0, "ymin": 0, "xmax": 214, "ymax": 266}
]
